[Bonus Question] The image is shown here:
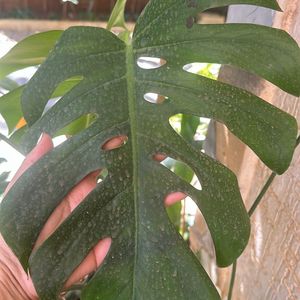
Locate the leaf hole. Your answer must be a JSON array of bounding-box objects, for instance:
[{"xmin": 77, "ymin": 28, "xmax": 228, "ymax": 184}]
[
  {"xmin": 63, "ymin": 237, "xmax": 112, "ymax": 290},
  {"xmin": 183, "ymin": 63, "xmax": 221, "ymax": 79},
  {"xmin": 33, "ymin": 169, "xmax": 102, "ymax": 252},
  {"xmin": 189, "ymin": 208, "xmax": 215, "ymax": 273},
  {"xmin": 43, "ymin": 97, "xmax": 61, "ymax": 116},
  {"xmin": 7, "ymin": 66, "xmax": 38, "ymax": 86},
  {"xmin": 97, "ymin": 168, "xmax": 108, "ymax": 184},
  {"xmin": 155, "ymin": 154, "xmax": 202, "ymax": 191},
  {"xmin": 165, "ymin": 194, "xmax": 201, "ymax": 242},
  {"xmin": 144, "ymin": 93, "xmax": 168, "ymax": 104},
  {"xmin": 101, "ymin": 135, "xmax": 128, "ymax": 151},
  {"xmin": 164, "ymin": 192, "xmax": 186, "ymax": 234},
  {"xmin": 186, "ymin": 15, "xmax": 196, "ymax": 29},
  {"xmin": 52, "ymin": 113, "xmax": 98, "ymax": 148},
  {"xmin": 183, "ymin": 62, "xmax": 277, "ymax": 98},
  {"xmin": 165, "ymin": 191, "xmax": 187, "ymax": 207},
  {"xmin": 55, "ymin": 113, "xmax": 98, "ymax": 137},
  {"xmin": 52, "ymin": 135, "xmax": 68, "ymax": 148},
  {"xmin": 0, "ymin": 113, "xmax": 8, "ymax": 136},
  {"xmin": 198, "ymin": 8, "xmax": 227, "ymax": 25},
  {"xmin": 169, "ymin": 113, "xmax": 210, "ymax": 146},
  {"xmin": 43, "ymin": 76, "xmax": 84, "ymax": 116},
  {"xmin": 137, "ymin": 57, "xmax": 167, "ymax": 70}
]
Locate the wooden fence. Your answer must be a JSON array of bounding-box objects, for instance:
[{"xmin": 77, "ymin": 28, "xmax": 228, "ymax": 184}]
[{"xmin": 0, "ymin": 0, "xmax": 149, "ymax": 18}]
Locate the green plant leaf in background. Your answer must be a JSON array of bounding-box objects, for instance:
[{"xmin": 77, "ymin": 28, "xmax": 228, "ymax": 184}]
[
  {"xmin": 165, "ymin": 115, "xmax": 201, "ymax": 234},
  {"xmin": 166, "ymin": 114, "xmax": 201, "ymax": 232},
  {"xmin": 175, "ymin": 114, "xmax": 201, "ymax": 182},
  {"xmin": 0, "ymin": 86, "xmax": 23, "ymax": 133},
  {"xmin": 0, "ymin": 77, "xmax": 20, "ymax": 91},
  {"xmin": 0, "ymin": 31, "xmax": 63, "ymax": 144},
  {"xmin": 0, "ymin": 158, "xmax": 9, "ymax": 195},
  {"xmin": 0, "ymin": 0, "xmax": 299, "ymax": 299},
  {"xmin": 0, "ymin": 76, "xmax": 82, "ymax": 135},
  {"xmin": 0, "ymin": 30, "xmax": 62, "ymax": 79},
  {"xmin": 107, "ymin": 0, "xmax": 128, "ymax": 31}
]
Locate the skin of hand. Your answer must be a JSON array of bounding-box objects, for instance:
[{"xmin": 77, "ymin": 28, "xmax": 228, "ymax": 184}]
[{"xmin": 0, "ymin": 133, "xmax": 186, "ymax": 300}]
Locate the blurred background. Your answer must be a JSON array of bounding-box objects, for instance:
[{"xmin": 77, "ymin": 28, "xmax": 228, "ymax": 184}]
[
  {"xmin": 1, "ymin": 0, "xmax": 148, "ymax": 20},
  {"xmin": 0, "ymin": 0, "xmax": 226, "ymax": 20}
]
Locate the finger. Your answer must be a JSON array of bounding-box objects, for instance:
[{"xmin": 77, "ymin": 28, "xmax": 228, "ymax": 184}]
[
  {"xmin": 153, "ymin": 154, "xmax": 167, "ymax": 162},
  {"xmin": 34, "ymin": 138, "xmax": 168, "ymax": 288},
  {"xmin": 1, "ymin": 134, "xmax": 52, "ymax": 299},
  {"xmin": 152, "ymin": 154, "xmax": 186, "ymax": 205},
  {"xmin": 0, "ymin": 234, "xmax": 38, "ymax": 300},
  {"xmin": 102, "ymin": 136, "xmax": 128, "ymax": 151},
  {"xmin": 34, "ymin": 170, "xmax": 108, "ymax": 289},
  {"xmin": 4, "ymin": 133, "xmax": 53, "ymax": 196},
  {"xmin": 34, "ymin": 171, "xmax": 99, "ymax": 250},
  {"xmin": 34, "ymin": 137, "xmax": 126, "ymax": 285},
  {"xmin": 164, "ymin": 192, "xmax": 187, "ymax": 206},
  {"xmin": 65, "ymin": 190, "xmax": 186, "ymax": 287},
  {"xmin": 64, "ymin": 238, "xmax": 111, "ymax": 288},
  {"xmin": 38, "ymin": 171, "xmax": 110, "ymax": 289},
  {"xmin": 37, "ymin": 135, "xmax": 128, "ymax": 244}
]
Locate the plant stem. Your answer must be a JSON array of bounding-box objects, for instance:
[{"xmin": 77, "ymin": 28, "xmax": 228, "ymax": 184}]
[
  {"xmin": 296, "ymin": 135, "xmax": 300, "ymax": 147},
  {"xmin": 228, "ymin": 172, "xmax": 276, "ymax": 300},
  {"xmin": 248, "ymin": 172, "xmax": 276, "ymax": 217},
  {"xmin": 228, "ymin": 261, "xmax": 237, "ymax": 300},
  {"xmin": 227, "ymin": 135, "xmax": 300, "ymax": 299},
  {"xmin": 249, "ymin": 134, "xmax": 300, "ymax": 217}
]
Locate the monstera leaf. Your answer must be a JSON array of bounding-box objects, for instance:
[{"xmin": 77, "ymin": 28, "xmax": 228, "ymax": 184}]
[{"xmin": 1, "ymin": 0, "xmax": 299, "ymax": 299}]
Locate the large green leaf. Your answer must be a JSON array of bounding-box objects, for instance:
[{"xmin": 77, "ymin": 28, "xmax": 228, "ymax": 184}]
[{"xmin": 0, "ymin": 0, "xmax": 299, "ymax": 299}]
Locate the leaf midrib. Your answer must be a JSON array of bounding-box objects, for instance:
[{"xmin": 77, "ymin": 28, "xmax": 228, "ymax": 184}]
[{"xmin": 125, "ymin": 43, "xmax": 139, "ymax": 300}]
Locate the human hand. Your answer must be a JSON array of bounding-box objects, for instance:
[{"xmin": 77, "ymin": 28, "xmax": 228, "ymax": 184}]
[{"xmin": 0, "ymin": 134, "xmax": 186, "ymax": 299}]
